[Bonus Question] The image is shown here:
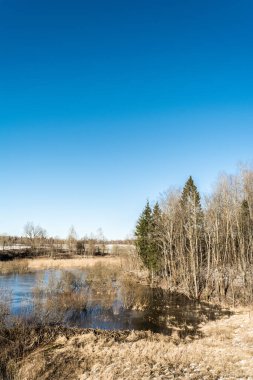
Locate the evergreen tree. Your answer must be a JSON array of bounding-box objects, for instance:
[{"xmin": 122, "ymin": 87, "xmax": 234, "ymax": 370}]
[
  {"xmin": 152, "ymin": 202, "xmax": 162, "ymax": 222},
  {"xmin": 135, "ymin": 201, "xmax": 163, "ymax": 275},
  {"xmin": 181, "ymin": 176, "xmax": 205, "ymax": 298},
  {"xmin": 240, "ymin": 199, "xmax": 253, "ymax": 245},
  {"xmin": 241, "ymin": 200, "xmax": 251, "ymax": 225},
  {"xmin": 181, "ymin": 176, "xmax": 202, "ymax": 211},
  {"xmin": 135, "ymin": 201, "xmax": 153, "ymax": 270},
  {"xmin": 151, "ymin": 202, "xmax": 163, "ymax": 274},
  {"xmin": 181, "ymin": 176, "xmax": 203, "ymax": 232}
]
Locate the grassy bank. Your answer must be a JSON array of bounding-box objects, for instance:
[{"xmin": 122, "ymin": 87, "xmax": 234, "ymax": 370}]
[{"xmin": 0, "ymin": 309, "xmax": 252, "ymax": 380}]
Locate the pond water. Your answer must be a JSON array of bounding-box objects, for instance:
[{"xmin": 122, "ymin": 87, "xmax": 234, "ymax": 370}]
[{"xmin": 0, "ymin": 268, "xmax": 230, "ymax": 336}]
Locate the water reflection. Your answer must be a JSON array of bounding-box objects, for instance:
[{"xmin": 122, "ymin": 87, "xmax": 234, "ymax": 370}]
[{"xmin": 0, "ymin": 267, "xmax": 231, "ymax": 335}]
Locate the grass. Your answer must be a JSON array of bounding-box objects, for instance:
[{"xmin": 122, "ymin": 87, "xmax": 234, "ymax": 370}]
[
  {"xmin": 0, "ymin": 256, "xmax": 122, "ymax": 275},
  {"xmin": 0, "ymin": 260, "xmax": 30, "ymax": 274},
  {"xmin": 26, "ymin": 256, "xmax": 122, "ymax": 270},
  {"xmin": 0, "ymin": 309, "xmax": 253, "ymax": 379}
]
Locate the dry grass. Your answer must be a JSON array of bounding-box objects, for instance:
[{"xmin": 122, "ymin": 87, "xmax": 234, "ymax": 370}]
[
  {"xmin": 0, "ymin": 259, "xmax": 29, "ymax": 274},
  {"xmin": 1, "ymin": 309, "xmax": 252, "ymax": 380},
  {"xmin": 0, "ymin": 290, "xmax": 11, "ymax": 328},
  {"xmin": 0, "ymin": 256, "xmax": 122, "ymax": 274},
  {"xmin": 27, "ymin": 256, "xmax": 122, "ymax": 270}
]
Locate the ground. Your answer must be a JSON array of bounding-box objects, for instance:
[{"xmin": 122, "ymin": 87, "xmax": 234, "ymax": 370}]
[{"xmin": 10, "ymin": 309, "xmax": 253, "ymax": 380}]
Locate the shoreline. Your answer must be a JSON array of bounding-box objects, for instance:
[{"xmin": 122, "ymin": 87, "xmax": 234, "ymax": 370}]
[
  {"xmin": 0, "ymin": 257, "xmax": 252, "ymax": 378},
  {"xmin": 1, "ymin": 309, "xmax": 252, "ymax": 379}
]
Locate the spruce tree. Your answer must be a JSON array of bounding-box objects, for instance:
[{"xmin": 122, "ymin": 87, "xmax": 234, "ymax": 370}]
[
  {"xmin": 135, "ymin": 201, "xmax": 162, "ymax": 275},
  {"xmin": 135, "ymin": 201, "xmax": 153, "ymax": 270},
  {"xmin": 241, "ymin": 200, "xmax": 251, "ymax": 224},
  {"xmin": 181, "ymin": 176, "xmax": 202, "ymax": 211},
  {"xmin": 240, "ymin": 199, "xmax": 253, "ymax": 243},
  {"xmin": 152, "ymin": 202, "xmax": 162, "ymax": 222},
  {"xmin": 181, "ymin": 176, "xmax": 203, "ymax": 231},
  {"xmin": 151, "ymin": 202, "xmax": 163, "ymax": 274},
  {"xmin": 181, "ymin": 176, "xmax": 204, "ymax": 298}
]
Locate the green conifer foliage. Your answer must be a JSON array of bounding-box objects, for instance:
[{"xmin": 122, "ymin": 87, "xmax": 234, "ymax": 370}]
[
  {"xmin": 135, "ymin": 201, "xmax": 153, "ymax": 270},
  {"xmin": 181, "ymin": 176, "xmax": 205, "ymax": 298},
  {"xmin": 181, "ymin": 175, "xmax": 204, "ymax": 231},
  {"xmin": 240, "ymin": 199, "xmax": 253, "ymax": 244},
  {"xmin": 150, "ymin": 202, "xmax": 163, "ymax": 273},
  {"xmin": 181, "ymin": 176, "xmax": 201, "ymax": 211},
  {"xmin": 241, "ymin": 199, "xmax": 251, "ymax": 223},
  {"xmin": 135, "ymin": 201, "xmax": 163, "ymax": 275}
]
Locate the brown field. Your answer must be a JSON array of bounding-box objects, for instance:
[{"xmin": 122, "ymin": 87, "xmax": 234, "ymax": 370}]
[
  {"xmin": 27, "ymin": 256, "xmax": 122, "ymax": 270},
  {"xmin": 0, "ymin": 259, "xmax": 30, "ymax": 274},
  {"xmin": 0, "ymin": 256, "xmax": 122, "ymax": 274},
  {"xmin": 1, "ymin": 309, "xmax": 252, "ymax": 380}
]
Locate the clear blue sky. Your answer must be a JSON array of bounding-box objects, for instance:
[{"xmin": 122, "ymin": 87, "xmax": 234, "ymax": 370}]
[{"xmin": 0, "ymin": 0, "xmax": 253, "ymax": 239}]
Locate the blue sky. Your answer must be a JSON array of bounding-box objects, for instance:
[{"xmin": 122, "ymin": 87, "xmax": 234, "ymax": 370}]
[{"xmin": 0, "ymin": 0, "xmax": 253, "ymax": 239}]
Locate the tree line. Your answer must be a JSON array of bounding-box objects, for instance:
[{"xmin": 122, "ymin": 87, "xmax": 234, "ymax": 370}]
[
  {"xmin": 135, "ymin": 167, "xmax": 253, "ymax": 304},
  {"xmin": 0, "ymin": 225, "xmax": 117, "ymax": 257}
]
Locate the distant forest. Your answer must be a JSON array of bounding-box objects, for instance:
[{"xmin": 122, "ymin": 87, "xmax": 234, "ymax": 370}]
[{"xmin": 0, "ymin": 224, "xmax": 131, "ymax": 259}]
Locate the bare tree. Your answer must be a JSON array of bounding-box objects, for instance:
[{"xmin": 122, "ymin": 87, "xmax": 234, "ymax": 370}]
[
  {"xmin": 136, "ymin": 167, "xmax": 253, "ymax": 304},
  {"xmin": 24, "ymin": 222, "xmax": 47, "ymax": 252},
  {"xmin": 67, "ymin": 225, "xmax": 77, "ymax": 254},
  {"xmin": 96, "ymin": 228, "xmax": 107, "ymax": 255}
]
